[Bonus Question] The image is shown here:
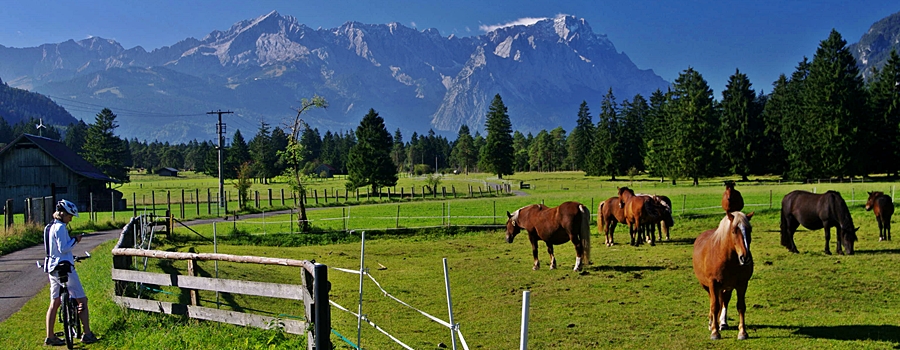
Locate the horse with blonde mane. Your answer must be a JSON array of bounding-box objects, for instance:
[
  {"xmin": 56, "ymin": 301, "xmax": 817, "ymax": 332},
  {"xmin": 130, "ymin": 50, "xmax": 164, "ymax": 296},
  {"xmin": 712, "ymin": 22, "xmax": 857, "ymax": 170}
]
[
  {"xmin": 506, "ymin": 201, "xmax": 592, "ymax": 271},
  {"xmin": 692, "ymin": 211, "xmax": 754, "ymax": 340}
]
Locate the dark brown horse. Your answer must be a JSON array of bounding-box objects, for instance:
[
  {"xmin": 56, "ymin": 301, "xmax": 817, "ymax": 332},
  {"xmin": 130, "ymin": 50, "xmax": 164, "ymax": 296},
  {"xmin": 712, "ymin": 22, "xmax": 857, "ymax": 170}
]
[
  {"xmin": 781, "ymin": 190, "xmax": 858, "ymax": 255},
  {"xmin": 866, "ymin": 191, "xmax": 894, "ymax": 241},
  {"xmin": 692, "ymin": 211, "xmax": 754, "ymax": 340},
  {"xmin": 618, "ymin": 187, "xmax": 665, "ymax": 246},
  {"xmin": 506, "ymin": 201, "xmax": 592, "ymax": 271},
  {"xmin": 598, "ymin": 197, "xmax": 627, "ymax": 246},
  {"xmin": 722, "ymin": 181, "xmax": 744, "ymax": 213},
  {"xmin": 640, "ymin": 194, "xmax": 674, "ymax": 242}
]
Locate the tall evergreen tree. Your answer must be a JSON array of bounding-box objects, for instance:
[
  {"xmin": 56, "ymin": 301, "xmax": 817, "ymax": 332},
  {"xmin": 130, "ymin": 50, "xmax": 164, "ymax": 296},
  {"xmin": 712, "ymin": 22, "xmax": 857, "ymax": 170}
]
[
  {"xmin": 81, "ymin": 108, "xmax": 130, "ymax": 183},
  {"xmin": 63, "ymin": 120, "xmax": 88, "ymax": 154},
  {"xmin": 719, "ymin": 69, "xmax": 763, "ymax": 180},
  {"xmin": 866, "ymin": 49, "xmax": 900, "ymax": 176},
  {"xmin": 225, "ymin": 130, "xmax": 250, "ymax": 179},
  {"xmin": 620, "ymin": 95, "xmax": 648, "ymax": 173},
  {"xmin": 249, "ymin": 120, "xmax": 276, "ymax": 182},
  {"xmin": 570, "ymin": 101, "xmax": 595, "ymax": 172},
  {"xmin": 778, "ymin": 58, "xmax": 814, "ymax": 180},
  {"xmin": 644, "ymin": 89, "xmax": 677, "ymax": 182},
  {"xmin": 479, "ymin": 94, "xmax": 515, "ymax": 179},
  {"xmin": 390, "ymin": 129, "xmax": 407, "ymax": 173},
  {"xmin": 512, "ymin": 131, "xmax": 530, "ymax": 172},
  {"xmin": 0, "ymin": 117, "xmax": 12, "ymax": 146},
  {"xmin": 669, "ymin": 67, "xmax": 718, "ymax": 185},
  {"xmin": 591, "ymin": 88, "xmax": 623, "ymax": 179},
  {"xmin": 804, "ymin": 30, "xmax": 868, "ymax": 179},
  {"xmin": 450, "ymin": 124, "xmax": 477, "ymax": 174},
  {"xmin": 346, "ymin": 109, "xmax": 398, "ymax": 194}
]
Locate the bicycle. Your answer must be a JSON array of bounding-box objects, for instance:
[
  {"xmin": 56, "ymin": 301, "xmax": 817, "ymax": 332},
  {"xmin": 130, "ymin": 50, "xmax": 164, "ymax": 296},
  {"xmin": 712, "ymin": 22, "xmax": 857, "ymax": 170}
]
[{"xmin": 39, "ymin": 252, "xmax": 91, "ymax": 349}]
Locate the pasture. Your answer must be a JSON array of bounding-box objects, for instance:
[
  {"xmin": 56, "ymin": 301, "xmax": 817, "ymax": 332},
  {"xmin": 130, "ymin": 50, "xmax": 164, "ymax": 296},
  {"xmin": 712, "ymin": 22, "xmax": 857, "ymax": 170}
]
[{"xmin": 2, "ymin": 172, "xmax": 900, "ymax": 349}]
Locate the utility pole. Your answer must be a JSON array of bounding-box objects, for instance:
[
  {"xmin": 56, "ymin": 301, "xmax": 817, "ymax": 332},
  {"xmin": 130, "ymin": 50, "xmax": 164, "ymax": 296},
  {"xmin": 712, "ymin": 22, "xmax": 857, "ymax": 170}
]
[{"xmin": 208, "ymin": 110, "xmax": 233, "ymax": 209}]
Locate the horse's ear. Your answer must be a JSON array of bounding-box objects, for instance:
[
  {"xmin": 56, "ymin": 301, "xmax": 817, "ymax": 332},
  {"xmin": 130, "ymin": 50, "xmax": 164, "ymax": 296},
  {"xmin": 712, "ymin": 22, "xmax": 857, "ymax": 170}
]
[
  {"xmin": 507, "ymin": 211, "xmax": 512, "ymax": 218},
  {"xmin": 747, "ymin": 212, "xmax": 754, "ymax": 220}
]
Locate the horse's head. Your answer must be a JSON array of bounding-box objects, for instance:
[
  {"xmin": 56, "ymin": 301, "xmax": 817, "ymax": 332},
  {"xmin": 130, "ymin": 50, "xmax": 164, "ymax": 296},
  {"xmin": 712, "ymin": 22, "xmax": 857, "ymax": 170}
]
[
  {"xmin": 505, "ymin": 210, "xmax": 521, "ymax": 243},
  {"xmin": 841, "ymin": 226, "xmax": 859, "ymax": 255},
  {"xmin": 865, "ymin": 191, "xmax": 884, "ymax": 211},
  {"xmin": 617, "ymin": 187, "xmax": 635, "ymax": 208},
  {"xmin": 727, "ymin": 211, "xmax": 754, "ymax": 266}
]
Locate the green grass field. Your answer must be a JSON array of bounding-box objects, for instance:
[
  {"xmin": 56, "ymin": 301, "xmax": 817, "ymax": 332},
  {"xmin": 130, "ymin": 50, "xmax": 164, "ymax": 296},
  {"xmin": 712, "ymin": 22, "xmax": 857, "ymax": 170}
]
[{"xmin": 2, "ymin": 172, "xmax": 900, "ymax": 349}]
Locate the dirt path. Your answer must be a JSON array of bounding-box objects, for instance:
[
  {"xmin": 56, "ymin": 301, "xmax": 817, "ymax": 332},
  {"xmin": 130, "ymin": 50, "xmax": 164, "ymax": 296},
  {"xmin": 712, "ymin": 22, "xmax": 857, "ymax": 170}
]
[{"xmin": 0, "ymin": 209, "xmax": 293, "ymax": 322}]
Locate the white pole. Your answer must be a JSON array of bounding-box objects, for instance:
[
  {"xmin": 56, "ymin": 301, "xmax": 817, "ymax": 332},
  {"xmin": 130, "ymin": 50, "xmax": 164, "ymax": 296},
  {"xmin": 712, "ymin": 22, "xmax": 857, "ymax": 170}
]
[
  {"xmin": 520, "ymin": 290, "xmax": 531, "ymax": 350},
  {"xmin": 214, "ymin": 222, "xmax": 219, "ymax": 308},
  {"xmin": 443, "ymin": 258, "xmax": 458, "ymax": 350},
  {"xmin": 356, "ymin": 231, "xmax": 366, "ymax": 349}
]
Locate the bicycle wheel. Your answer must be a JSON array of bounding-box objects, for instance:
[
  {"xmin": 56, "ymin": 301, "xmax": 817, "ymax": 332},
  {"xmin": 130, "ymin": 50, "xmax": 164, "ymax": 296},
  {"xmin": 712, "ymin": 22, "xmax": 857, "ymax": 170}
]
[
  {"xmin": 68, "ymin": 297, "xmax": 82, "ymax": 339},
  {"xmin": 60, "ymin": 292, "xmax": 74, "ymax": 349}
]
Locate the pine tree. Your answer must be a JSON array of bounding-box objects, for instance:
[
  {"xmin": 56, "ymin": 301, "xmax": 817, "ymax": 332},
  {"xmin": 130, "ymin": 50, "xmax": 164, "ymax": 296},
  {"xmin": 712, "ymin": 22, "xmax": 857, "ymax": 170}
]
[
  {"xmin": 866, "ymin": 49, "xmax": 900, "ymax": 176},
  {"xmin": 804, "ymin": 30, "xmax": 867, "ymax": 179},
  {"xmin": 620, "ymin": 95, "xmax": 648, "ymax": 173},
  {"xmin": 778, "ymin": 59, "xmax": 814, "ymax": 180},
  {"xmin": 225, "ymin": 130, "xmax": 250, "ymax": 179},
  {"xmin": 570, "ymin": 101, "xmax": 594, "ymax": 172},
  {"xmin": 669, "ymin": 68, "xmax": 718, "ymax": 185},
  {"xmin": 81, "ymin": 108, "xmax": 130, "ymax": 183},
  {"xmin": 248, "ymin": 120, "xmax": 276, "ymax": 182},
  {"xmin": 644, "ymin": 89, "xmax": 676, "ymax": 183},
  {"xmin": 346, "ymin": 109, "xmax": 398, "ymax": 194},
  {"xmin": 719, "ymin": 69, "xmax": 763, "ymax": 180},
  {"xmin": 592, "ymin": 88, "xmax": 622, "ymax": 179},
  {"xmin": 450, "ymin": 125, "xmax": 476, "ymax": 174},
  {"xmin": 479, "ymin": 94, "xmax": 515, "ymax": 179},
  {"xmin": 390, "ymin": 129, "xmax": 406, "ymax": 173},
  {"xmin": 63, "ymin": 120, "xmax": 88, "ymax": 154},
  {"xmin": 512, "ymin": 131, "xmax": 530, "ymax": 172}
]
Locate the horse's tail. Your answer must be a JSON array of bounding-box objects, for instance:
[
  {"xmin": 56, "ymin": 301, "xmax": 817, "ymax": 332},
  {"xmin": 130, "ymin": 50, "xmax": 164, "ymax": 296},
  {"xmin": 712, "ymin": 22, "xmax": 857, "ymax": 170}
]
[
  {"xmin": 779, "ymin": 195, "xmax": 792, "ymax": 248},
  {"xmin": 598, "ymin": 201, "xmax": 606, "ymax": 235},
  {"xmin": 580, "ymin": 204, "xmax": 592, "ymax": 265}
]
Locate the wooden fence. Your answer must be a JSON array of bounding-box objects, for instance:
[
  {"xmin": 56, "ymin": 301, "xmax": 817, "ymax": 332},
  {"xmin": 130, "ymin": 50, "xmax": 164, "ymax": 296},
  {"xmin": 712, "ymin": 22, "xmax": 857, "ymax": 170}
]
[{"xmin": 111, "ymin": 217, "xmax": 332, "ymax": 350}]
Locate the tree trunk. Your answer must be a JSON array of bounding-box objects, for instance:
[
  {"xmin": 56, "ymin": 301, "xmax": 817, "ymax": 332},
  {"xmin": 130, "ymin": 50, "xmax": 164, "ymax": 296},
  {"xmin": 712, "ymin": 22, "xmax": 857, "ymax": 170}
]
[
  {"xmin": 741, "ymin": 174, "xmax": 749, "ymax": 181},
  {"xmin": 671, "ymin": 178, "xmax": 677, "ymax": 186},
  {"xmin": 297, "ymin": 193, "xmax": 309, "ymax": 232},
  {"xmin": 498, "ymin": 173, "xmax": 503, "ymax": 180},
  {"xmin": 693, "ymin": 177, "xmax": 699, "ymax": 186}
]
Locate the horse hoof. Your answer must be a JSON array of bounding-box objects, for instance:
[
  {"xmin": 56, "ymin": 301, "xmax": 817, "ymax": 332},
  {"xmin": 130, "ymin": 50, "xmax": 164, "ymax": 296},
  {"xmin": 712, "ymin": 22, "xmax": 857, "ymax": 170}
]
[
  {"xmin": 824, "ymin": 251, "xmax": 832, "ymax": 255},
  {"xmin": 719, "ymin": 323, "xmax": 728, "ymax": 330},
  {"xmin": 738, "ymin": 332, "xmax": 749, "ymax": 340},
  {"xmin": 710, "ymin": 332, "xmax": 721, "ymax": 340}
]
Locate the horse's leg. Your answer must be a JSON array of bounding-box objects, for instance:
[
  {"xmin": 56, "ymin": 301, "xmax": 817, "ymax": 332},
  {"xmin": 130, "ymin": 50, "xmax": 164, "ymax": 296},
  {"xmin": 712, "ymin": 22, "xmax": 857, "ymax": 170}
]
[
  {"xmin": 708, "ymin": 285, "xmax": 722, "ymax": 340},
  {"xmin": 823, "ymin": 226, "xmax": 832, "ymax": 255},
  {"xmin": 572, "ymin": 235, "xmax": 585, "ymax": 271},
  {"xmin": 547, "ymin": 243, "xmax": 556, "ymax": 270},
  {"xmin": 888, "ymin": 216, "xmax": 892, "ymax": 241},
  {"xmin": 648, "ymin": 221, "xmax": 656, "ymax": 246},
  {"xmin": 606, "ymin": 222, "xmax": 615, "ymax": 246},
  {"xmin": 835, "ymin": 226, "xmax": 844, "ymax": 255},
  {"xmin": 628, "ymin": 222, "xmax": 637, "ymax": 246},
  {"xmin": 719, "ymin": 289, "xmax": 732, "ymax": 330},
  {"xmin": 529, "ymin": 236, "xmax": 540, "ymax": 270},
  {"xmin": 736, "ymin": 282, "xmax": 749, "ymax": 340},
  {"xmin": 877, "ymin": 215, "xmax": 885, "ymax": 241},
  {"xmin": 785, "ymin": 216, "xmax": 800, "ymax": 253}
]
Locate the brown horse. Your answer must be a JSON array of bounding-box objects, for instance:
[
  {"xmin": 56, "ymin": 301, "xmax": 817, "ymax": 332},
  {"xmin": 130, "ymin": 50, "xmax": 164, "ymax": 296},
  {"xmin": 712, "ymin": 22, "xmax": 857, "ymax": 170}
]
[
  {"xmin": 598, "ymin": 197, "xmax": 627, "ymax": 246},
  {"xmin": 506, "ymin": 201, "xmax": 592, "ymax": 271},
  {"xmin": 692, "ymin": 211, "xmax": 754, "ymax": 340},
  {"xmin": 722, "ymin": 181, "xmax": 744, "ymax": 213},
  {"xmin": 781, "ymin": 190, "xmax": 858, "ymax": 255},
  {"xmin": 618, "ymin": 187, "xmax": 665, "ymax": 246},
  {"xmin": 640, "ymin": 194, "xmax": 674, "ymax": 242},
  {"xmin": 866, "ymin": 191, "xmax": 894, "ymax": 241}
]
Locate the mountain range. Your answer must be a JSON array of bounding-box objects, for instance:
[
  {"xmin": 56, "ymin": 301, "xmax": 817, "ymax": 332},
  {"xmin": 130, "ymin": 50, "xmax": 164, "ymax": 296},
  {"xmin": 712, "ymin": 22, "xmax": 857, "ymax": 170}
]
[{"xmin": 0, "ymin": 12, "xmax": 668, "ymax": 143}]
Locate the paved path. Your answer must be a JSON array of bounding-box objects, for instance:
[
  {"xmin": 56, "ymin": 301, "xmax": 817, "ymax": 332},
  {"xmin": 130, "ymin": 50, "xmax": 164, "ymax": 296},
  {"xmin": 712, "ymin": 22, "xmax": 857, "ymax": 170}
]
[{"xmin": 0, "ymin": 210, "xmax": 293, "ymax": 322}]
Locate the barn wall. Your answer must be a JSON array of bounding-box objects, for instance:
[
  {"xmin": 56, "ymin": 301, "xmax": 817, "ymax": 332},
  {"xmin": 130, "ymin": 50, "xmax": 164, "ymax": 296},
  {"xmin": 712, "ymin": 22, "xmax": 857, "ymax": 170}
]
[{"xmin": 0, "ymin": 144, "xmax": 85, "ymax": 213}]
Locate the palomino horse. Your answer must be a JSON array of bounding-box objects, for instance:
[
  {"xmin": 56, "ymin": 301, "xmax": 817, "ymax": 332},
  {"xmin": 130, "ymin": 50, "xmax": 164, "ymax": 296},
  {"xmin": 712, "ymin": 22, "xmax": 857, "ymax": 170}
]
[
  {"xmin": 866, "ymin": 191, "xmax": 894, "ymax": 241},
  {"xmin": 722, "ymin": 181, "xmax": 744, "ymax": 213},
  {"xmin": 692, "ymin": 211, "xmax": 754, "ymax": 340},
  {"xmin": 781, "ymin": 190, "xmax": 858, "ymax": 255},
  {"xmin": 506, "ymin": 201, "xmax": 592, "ymax": 271},
  {"xmin": 618, "ymin": 187, "xmax": 665, "ymax": 246}
]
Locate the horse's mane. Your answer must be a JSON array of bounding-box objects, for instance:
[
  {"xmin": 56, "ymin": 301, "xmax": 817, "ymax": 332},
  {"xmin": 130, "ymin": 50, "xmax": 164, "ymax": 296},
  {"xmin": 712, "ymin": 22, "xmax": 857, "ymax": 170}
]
[
  {"xmin": 510, "ymin": 204, "xmax": 542, "ymax": 225},
  {"xmin": 712, "ymin": 211, "xmax": 750, "ymax": 244}
]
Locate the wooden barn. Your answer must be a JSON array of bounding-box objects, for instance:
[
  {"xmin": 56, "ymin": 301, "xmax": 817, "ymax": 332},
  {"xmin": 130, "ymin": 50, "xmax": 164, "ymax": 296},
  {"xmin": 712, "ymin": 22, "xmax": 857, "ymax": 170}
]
[
  {"xmin": 314, "ymin": 164, "xmax": 337, "ymax": 178},
  {"xmin": 0, "ymin": 134, "xmax": 120, "ymax": 214},
  {"xmin": 157, "ymin": 167, "xmax": 179, "ymax": 177}
]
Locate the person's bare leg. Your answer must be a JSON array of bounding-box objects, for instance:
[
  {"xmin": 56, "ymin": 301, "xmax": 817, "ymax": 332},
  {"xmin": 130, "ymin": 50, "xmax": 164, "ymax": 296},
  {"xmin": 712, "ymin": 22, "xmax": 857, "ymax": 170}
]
[
  {"xmin": 46, "ymin": 297, "xmax": 61, "ymax": 338},
  {"xmin": 76, "ymin": 297, "xmax": 91, "ymax": 334}
]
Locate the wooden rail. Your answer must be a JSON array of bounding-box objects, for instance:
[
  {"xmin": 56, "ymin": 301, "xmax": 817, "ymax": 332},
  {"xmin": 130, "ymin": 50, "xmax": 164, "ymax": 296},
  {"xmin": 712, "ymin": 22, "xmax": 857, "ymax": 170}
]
[{"xmin": 112, "ymin": 216, "xmax": 331, "ymax": 350}]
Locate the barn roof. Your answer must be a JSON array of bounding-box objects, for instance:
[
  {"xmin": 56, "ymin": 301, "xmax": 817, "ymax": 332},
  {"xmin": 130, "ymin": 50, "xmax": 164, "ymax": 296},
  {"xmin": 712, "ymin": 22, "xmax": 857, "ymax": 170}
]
[{"xmin": 0, "ymin": 133, "xmax": 116, "ymax": 183}]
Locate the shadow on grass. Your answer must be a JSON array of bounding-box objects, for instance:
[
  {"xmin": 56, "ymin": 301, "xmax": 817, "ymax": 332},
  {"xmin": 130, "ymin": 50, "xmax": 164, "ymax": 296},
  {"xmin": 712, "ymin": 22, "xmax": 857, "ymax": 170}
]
[
  {"xmin": 753, "ymin": 324, "xmax": 900, "ymax": 347},
  {"xmin": 853, "ymin": 248, "xmax": 900, "ymax": 255},
  {"xmin": 655, "ymin": 238, "xmax": 695, "ymax": 245},
  {"xmin": 590, "ymin": 265, "xmax": 665, "ymax": 273}
]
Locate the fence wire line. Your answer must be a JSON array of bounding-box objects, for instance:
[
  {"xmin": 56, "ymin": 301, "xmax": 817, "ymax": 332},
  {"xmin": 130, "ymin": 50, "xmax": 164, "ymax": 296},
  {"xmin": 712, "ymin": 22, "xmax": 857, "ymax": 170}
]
[{"xmin": 329, "ymin": 299, "xmax": 415, "ymax": 350}]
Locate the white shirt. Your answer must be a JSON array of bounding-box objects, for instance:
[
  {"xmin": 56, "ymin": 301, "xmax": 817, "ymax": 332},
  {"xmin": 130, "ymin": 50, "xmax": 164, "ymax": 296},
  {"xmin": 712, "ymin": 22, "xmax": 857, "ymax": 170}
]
[{"xmin": 44, "ymin": 219, "xmax": 76, "ymax": 273}]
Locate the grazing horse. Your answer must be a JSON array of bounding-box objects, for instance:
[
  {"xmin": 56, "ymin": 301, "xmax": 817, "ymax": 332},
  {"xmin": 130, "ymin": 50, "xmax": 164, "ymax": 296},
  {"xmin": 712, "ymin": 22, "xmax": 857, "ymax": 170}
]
[
  {"xmin": 618, "ymin": 187, "xmax": 666, "ymax": 246},
  {"xmin": 722, "ymin": 181, "xmax": 744, "ymax": 213},
  {"xmin": 639, "ymin": 194, "xmax": 674, "ymax": 243},
  {"xmin": 866, "ymin": 191, "xmax": 894, "ymax": 241},
  {"xmin": 598, "ymin": 197, "xmax": 627, "ymax": 246},
  {"xmin": 506, "ymin": 201, "xmax": 592, "ymax": 271},
  {"xmin": 692, "ymin": 211, "xmax": 754, "ymax": 340},
  {"xmin": 781, "ymin": 190, "xmax": 858, "ymax": 255}
]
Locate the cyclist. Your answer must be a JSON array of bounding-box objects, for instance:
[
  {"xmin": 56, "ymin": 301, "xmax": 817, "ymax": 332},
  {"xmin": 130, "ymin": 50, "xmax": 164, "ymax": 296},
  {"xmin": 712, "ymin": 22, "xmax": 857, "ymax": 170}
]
[{"xmin": 43, "ymin": 199, "xmax": 98, "ymax": 346}]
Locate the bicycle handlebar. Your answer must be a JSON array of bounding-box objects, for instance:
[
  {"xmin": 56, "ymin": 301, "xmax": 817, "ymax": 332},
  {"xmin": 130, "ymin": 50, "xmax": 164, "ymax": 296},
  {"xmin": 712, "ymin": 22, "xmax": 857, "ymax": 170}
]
[{"xmin": 36, "ymin": 252, "xmax": 92, "ymax": 269}]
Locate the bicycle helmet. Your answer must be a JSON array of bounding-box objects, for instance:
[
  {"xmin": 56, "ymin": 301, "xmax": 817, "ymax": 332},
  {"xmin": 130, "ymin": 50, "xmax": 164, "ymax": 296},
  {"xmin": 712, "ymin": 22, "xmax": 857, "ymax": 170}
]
[{"xmin": 57, "ymin": 199, "xmax": 79, "ymax": 217}]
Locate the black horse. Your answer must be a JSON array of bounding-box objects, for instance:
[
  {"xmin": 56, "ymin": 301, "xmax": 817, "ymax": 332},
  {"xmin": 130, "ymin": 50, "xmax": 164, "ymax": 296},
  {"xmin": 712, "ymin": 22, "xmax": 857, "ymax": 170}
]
[{"xmin": 780, "ymin": 190, "xmax": 858, "ymax": 255}]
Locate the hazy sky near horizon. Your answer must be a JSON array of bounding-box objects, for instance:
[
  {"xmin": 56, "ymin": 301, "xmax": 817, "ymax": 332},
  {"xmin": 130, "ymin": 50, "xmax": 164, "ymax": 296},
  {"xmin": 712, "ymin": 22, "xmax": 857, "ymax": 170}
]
[{"xmin": 1, "ymin": 0, "xmax": 898, "ymax": 96}]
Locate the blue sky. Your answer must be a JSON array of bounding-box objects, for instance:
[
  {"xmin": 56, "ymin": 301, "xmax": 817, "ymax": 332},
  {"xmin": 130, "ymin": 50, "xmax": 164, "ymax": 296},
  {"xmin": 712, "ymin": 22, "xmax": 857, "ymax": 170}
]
[{"xmin": 1, "ymin": 0, "xmax": 898, "ymax": 96}]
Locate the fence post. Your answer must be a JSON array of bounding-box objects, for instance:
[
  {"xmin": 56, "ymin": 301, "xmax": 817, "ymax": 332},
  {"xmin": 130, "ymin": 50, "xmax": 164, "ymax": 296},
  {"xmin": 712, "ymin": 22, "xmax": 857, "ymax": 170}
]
[
  {"xmin": 4, "ymin": 199, "xmax": 13, "ymax": 229},
  {"xmin": 493, "ymin": 201, "xmax": 496, "ymax": 225},
  {"xmin": 520, "ymin": 290, "xmax": 531, "ymax": 350},
  {"xmin": 453, "ymin": 186, "xmax": 456, "ymax": 198},
  {"xmin": 682, "ymin": 195, "xmax": 686, "ymax": 215},
  {"xmin": 325, "ymin": 189, "xmax": 329, "ymax": 203},
  {"xmin": 396, "ymin": 205, "xmax": 401, "ymax": 228},
  {"xmin": 111, "ymin": 191, "xmax": 116, "ymax": 221},
  {"xmin": 255, "ymin": 190, "xmax": 260, "ymax": 208},
  {"xmin": 315, "ymin": 190, "xmax": 319, "ymax": 205},
  {"xmin": 132, "ymin": 193, "xmax": 137, "ymax": 218},
  {"xmin": 187, "ymin": 258, "xmax": 199, "ymax": 306},
  {"xmin": 313, "ymin": 264, "xmax": 332, "ymax": 350},
  {"xmin": 181, "ymin": 189, "xmax": 185, "ymax": 218},
  {"xmin": 281, "ymin": 189, "xmax": 285, "ymax": 207},
  {"xmin": 90, "ymin": 192, "xmax": 94, "ymax": 222},
  {"xmin": 769, "ymin": 190, "xmax": 773, "ymax": 209}
]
